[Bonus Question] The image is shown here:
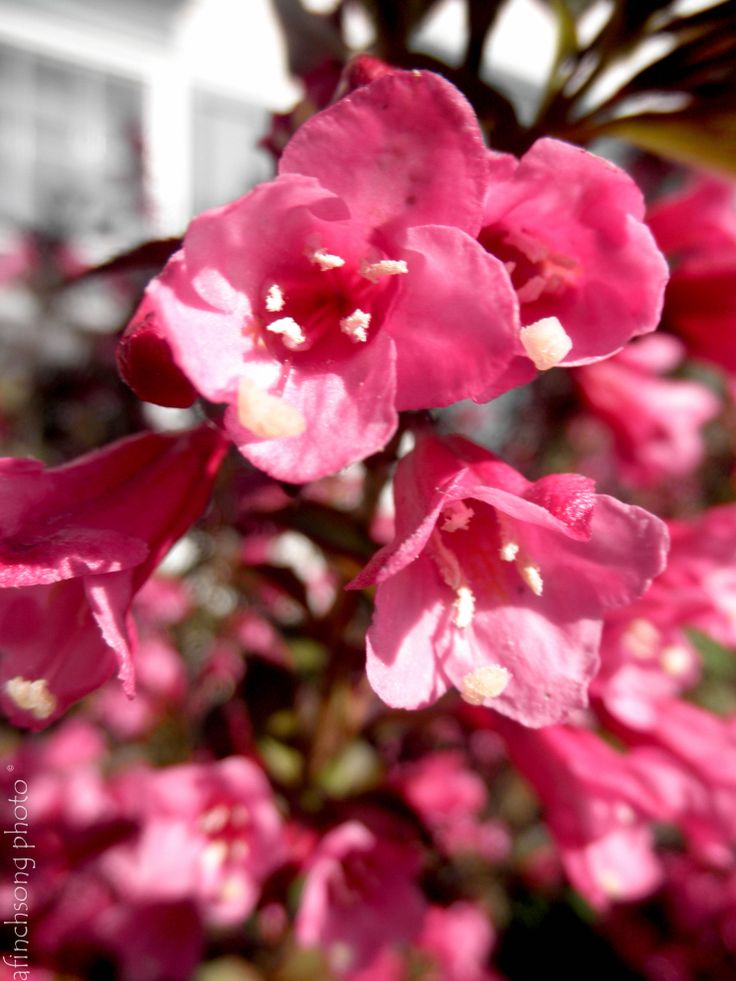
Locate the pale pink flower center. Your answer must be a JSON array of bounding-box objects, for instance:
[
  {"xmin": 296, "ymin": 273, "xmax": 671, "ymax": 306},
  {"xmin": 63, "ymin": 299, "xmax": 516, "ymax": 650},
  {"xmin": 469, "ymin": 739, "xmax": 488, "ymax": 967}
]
[{"xmin": 199, "ymin": 800, "xmax": 253, "ymax": 895}]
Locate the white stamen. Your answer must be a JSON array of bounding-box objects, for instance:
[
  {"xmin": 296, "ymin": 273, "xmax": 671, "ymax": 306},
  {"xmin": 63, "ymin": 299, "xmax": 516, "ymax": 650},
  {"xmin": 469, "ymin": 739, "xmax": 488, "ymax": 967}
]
[
  {"xmin": 520, "ymin": 316, "xmax": 573, "ymax": 370},
  {"xmin": 497, "ymin": 513, "xmax": 520, "ymax": 562},
  {"xmin": 5, "ymin": 677, "xmax": 56, "ymax": 720},
  {"xmin": 460, "ymin": 664, "xmax": 511, "ymax": 705},
  {"xmin": 520, "ymin": 563, "xmax": 544, "ymax": 596},
  {"xmin": 430, "ymin": 532, "xmax": 475, "ymax": 628},
  {"xmin": 309, "ymin": 247, "xmax": 345, "ymax": 271},
  {"xmin": 500, "ymin": 540, "xmax": 519, "ymax": 561},
  {"xmin": 266, "ymin": 316, "xmax": 307, "ymax": 350},
  {"xmin": 360, "ymin": 258, "xmax": 408, "ymax": 283},
  {"xmin": 453, "ymin": 586, "xmax": 476, "ymax": 628},
  {"xmin": 431, "ymin": 533, "xmax": 463, "ymax": 591},
  {"xmin": 237, "ymin": 378, "xmax": 306, "ymax": 440},
  {"xmin": 265, "ymin": 283, "xmax": 285, "ymax": 312},
  {"xmin": 441, "ymin": 501, "xmax": 474, "ymax": 533},
  {"xmin": 340, "ymin": 309, "xmax": 371, "ymax": 343}
]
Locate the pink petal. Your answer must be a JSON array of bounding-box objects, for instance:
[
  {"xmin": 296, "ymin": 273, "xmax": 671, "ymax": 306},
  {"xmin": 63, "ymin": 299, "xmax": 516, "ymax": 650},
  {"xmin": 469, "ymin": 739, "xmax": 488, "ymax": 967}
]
[
  {"xmin": 389, "ymin": 224, "xmax": 519, "ymax": 409},
  {"xmin": 280, "ymin": 71, "xmax": 488, "ymax": 237},
  {"xmin": 366, "ymin": 556, "xmax": 451, "ymax": 709},
  {"xmin": 227, "ymin": 330, "xmax": 398, "ymax": 484}
]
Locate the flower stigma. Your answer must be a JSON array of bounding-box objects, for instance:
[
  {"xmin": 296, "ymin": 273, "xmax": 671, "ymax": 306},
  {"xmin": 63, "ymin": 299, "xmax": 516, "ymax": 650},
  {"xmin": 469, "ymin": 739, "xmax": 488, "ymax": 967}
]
[
  {"xmin": 520, "ymin": 316, "xmax": 573, "ymax": 370},
  {"xmin": 237, "ymin": 378, "xmax": 306, "ymax": 439},
  {"xmin": 5, "ymin": 676, "xmax": 56, "ymax": 720},
  {"xmin": 460, "ymin": 664, "xmax": 511, "ymax": 704}
]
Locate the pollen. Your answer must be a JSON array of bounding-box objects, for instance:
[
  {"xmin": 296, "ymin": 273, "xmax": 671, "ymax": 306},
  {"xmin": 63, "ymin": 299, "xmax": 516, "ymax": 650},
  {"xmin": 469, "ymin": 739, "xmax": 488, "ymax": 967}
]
[
  {"xmin": 340, "ymin": 309, "xmax": 371, "ymax": 343},
  {"xmin": 237, "ymin": 378, "xmax": 306, "ymax": 440},
  {"xmin": 520, "ymin": 316, "xmax": 573, "ymax": 370},
  {"xmin": 460, "ymin": 664, "xmax": 511, "ymax": 705},
  {"xmin": 441, "ymin": 500, "xmax": 474, "ymax": 533},
  {"xmin": 360, "ymin": 258, "xmax": 408, "ymax": 283},
  {"xmin": 520, "ymin": 562, "xmax": 544, "ymax": 596},
  {"xmin": 309, "ymin": 247, "xmax": 346, "ymax": 271},
  {"xmin": 497, "ymin": 513, "xmax": 520, "ymax": 562},
  {"xmin": 453, "ymin": 585, "xmax": 476, "ymax": 628},
  {"xmin": 266, "ymin": 316, "xmax": 307, "ymax": 350},
  {"xmin": 5, "ymin": 677, "xmax": 56, "ymax": 720},
  {"xmin": 265, "ymin": 283, "xmax": 285, "ymax": 312}
]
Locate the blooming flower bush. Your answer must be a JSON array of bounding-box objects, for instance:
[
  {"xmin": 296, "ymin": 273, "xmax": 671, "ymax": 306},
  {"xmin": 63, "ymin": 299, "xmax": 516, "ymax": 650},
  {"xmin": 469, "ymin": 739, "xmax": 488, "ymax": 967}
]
[{"xmin": 3, "ymin": 2, "xmax": 736, "ymax": 977}]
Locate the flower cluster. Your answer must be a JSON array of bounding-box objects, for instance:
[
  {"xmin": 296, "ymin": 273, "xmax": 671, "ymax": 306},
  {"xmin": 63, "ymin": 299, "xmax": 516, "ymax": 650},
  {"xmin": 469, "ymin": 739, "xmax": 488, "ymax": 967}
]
[{"xmin": 3, "ymin": 59, "xmax": 736, "ymax": 980}]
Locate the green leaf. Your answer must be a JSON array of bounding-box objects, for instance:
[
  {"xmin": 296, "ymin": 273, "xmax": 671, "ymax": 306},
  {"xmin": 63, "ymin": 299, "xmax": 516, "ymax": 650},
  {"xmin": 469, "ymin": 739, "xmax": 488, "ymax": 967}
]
[
  {"xmin": 686, "ymin": 628, "xmax": 736, "ymax": 681},
  {"xmin": 599, "ymin": 109, "xmax": 736, "ymax": 175}
]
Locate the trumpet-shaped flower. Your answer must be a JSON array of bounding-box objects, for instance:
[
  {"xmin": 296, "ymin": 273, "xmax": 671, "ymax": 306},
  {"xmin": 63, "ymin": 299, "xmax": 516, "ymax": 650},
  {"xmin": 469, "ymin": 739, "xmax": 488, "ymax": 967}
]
[
  {"xmin": 128, "ymin": 71, "xmax": 519, "ymax": 482},
  {"xmin": 351, "ymin": 434, "xmax": 668, "ymax": 726},
  {"xmin": 573, "ymin": 334, "xmax": 720, "ymax": 488},
  {"xmin": 479, "ymin": 139, "xmax": 669, "ymax": 393}
]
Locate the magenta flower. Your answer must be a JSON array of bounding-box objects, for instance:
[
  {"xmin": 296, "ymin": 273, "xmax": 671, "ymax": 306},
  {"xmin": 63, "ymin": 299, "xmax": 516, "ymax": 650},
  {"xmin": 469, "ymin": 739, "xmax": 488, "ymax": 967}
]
[
  {"xmin": 603, "ymin": 697, "xmax": 736, "ymax": 870},
  {"xmin": 104, "ymin": 757, "xmax": 285, "ymax": 928},
  {"xmin": 648, "ymin": 174, "xmax": 736, "ymax": 377},
  {"xmin": 391, "ymin": 751, "xmax": 510, "ymax": 860},
  {"xmin": 596, "ymin": 504, "xmax": 736, "ymax": 727},
  {"xmin": 132, "ymin": 71, "xmax": 519, "ymax": 482},
  {"xmin": 496, "ymin": 720, "xmax": 667, "ymax": 909},
  {"xmin": 416, "ymin": 903, "xmax": 497, "ymax": 981},
  {"xmin": 351, "ymin": 433, "xmax": 668, "ymax": 726},
  {"xmin": 0, "ymin": 426, "xmax": 227, "ymax": 728},
  {"xmin": 573, "ymin": 334, "xmax": 720, "ymax": 489},
  {"xmin": 295, "ymin": 820, "xmax": 425, "ymax": 973},
  {"xmin": 478, "ymin": 138, "xmax": 668, "ymax": 393}
]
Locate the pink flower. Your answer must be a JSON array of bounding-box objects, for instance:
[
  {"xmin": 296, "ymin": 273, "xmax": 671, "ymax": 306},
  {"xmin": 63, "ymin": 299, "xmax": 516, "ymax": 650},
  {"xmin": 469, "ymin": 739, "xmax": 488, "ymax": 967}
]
[
  {"xmin": 417, "ymin": 903, "xmax": 497, "ymax": 981},
  {"xmin": 496, "ymin": 720, "xmax": 666, "ymax": 909},
  {"xmin": 648, "ymin": 174, "xmax": 736, "ymax": 376},
  {"xmin": 131, "ymin": 71, "xmax": 519, "ymax": 482},
  {"xmin": 104, "ymin": 757, "xmax": 285, "ymax": 928},
  {"xmin": 595, "ymin": 504, "xmax": 736, "ymax": 727},
  {"xmin": 351, "ymin": 433, "xmax": 668, "ymax": 726},
  {"xmin": 295, "ymin": 820, "xmax": 425, "ymax": 974},
  {"xmin": 602, "ymin": 697, "xmax": 736, "ymax": 870},
  {"xmin": 0, "ymin": 426, "xmax": 227, "ymax": 728},
  {"xmin": 573, "ymin": 334, "xmax": 720, "ymax": 488},
  {"xmin": 478, "ymin": 138, "xmax": 668, "ymax": 393},
  {"xmin": 391, "ymin": 751, "xmax": 510, "ymax": 860}
]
